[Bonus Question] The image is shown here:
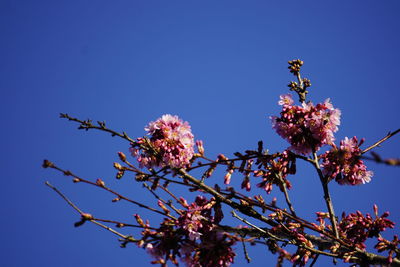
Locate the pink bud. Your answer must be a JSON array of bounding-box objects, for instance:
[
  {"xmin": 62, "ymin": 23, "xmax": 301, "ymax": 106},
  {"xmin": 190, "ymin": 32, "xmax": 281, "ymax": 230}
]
[
  {"xmin": 195, "ymin": 140, "xmax": 204, "ymax": 156},
  {"xmin": 180, "ymin": 197, "xmax": 189, "ymax": 208},
  {"xmin": 373, "ymin": 204, "xmax": 378, "ymax": 217},
  {"xmin": 224, "ymin": 170, "xmax": 233, "ymax": 185}
]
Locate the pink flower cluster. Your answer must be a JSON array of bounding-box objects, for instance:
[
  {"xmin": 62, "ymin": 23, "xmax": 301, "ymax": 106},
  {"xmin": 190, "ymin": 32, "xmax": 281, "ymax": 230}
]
[
  {"xmin": 338, "ymin": 206, "xmax": 395, "ymax": 249},
  {"xmin": 131, "ymin": 114, "xmax": 195, "ymax": 169},
  {"xmin": 255, "ymin": 150, "xmax": 296, "ymax": 194},
  {"xmin": 271, "ymin": 94, "xmax": 341, "ymax": 155},
  {"xmin": 321, "ymin": 136, "xmax": 373, "ymax": 185},
  {"xmin": 139, "ymin": 196, "xmax": 237, "ymax": 267}
]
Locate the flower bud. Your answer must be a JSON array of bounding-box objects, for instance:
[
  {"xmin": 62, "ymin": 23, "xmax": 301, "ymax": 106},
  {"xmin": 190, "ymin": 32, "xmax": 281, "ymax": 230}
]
[
  {"xmin": 195, "ymin": 140, "xmax": 204, "ymax": 156},
  {"xmin": 118, "ymin": 151, "xmax": 126, "ymax": 162},
  {"xmin": 113, "ymin": 162, "xmax": 123, "ymax": 170},
  {"xmin": 42, "ymin": 159, "xmax": 54, "ymax": 168},
  {"xmin": 96, "ymin": 178, "xmax": 105, "ymax": 187},
  {"xmin": 112, "ymin": 197, "xmax": 120, "ymax": 202},
  {"xmin": 224, "ymin": 169, "xmax": 234, "ymax": 185},
  {"xmin": 81, "ymin": 213, "xmax": 93, "ymax": 220},
  {"xmin": 373, "ymin": 204, "xmax": 379, "ymax": 217}
]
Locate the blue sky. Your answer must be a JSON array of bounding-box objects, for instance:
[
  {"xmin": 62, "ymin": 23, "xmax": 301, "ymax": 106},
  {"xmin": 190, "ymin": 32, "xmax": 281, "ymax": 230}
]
[{"xmin": 1, "ymin": 1, "xmax": 399, "ymax": 266}]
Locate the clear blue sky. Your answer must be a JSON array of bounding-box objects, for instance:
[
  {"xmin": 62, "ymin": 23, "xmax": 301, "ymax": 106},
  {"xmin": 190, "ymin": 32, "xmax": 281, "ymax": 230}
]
[{"xmin": 1, "ymin": 1, "xmax": 399, "ymax": 266}]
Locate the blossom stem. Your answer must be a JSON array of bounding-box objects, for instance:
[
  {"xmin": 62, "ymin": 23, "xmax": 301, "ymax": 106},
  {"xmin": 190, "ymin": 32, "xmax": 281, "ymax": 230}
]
[{"xmin": 312, "ymin": 152, "xmax": 339, "ymax": 239}]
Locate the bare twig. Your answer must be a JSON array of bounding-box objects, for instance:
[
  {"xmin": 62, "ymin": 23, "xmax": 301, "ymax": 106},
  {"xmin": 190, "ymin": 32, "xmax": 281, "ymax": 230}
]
[
  {"xmin": 309, "ymin": 254, "xmax": 319, "ymax": 267},
  {"xmin": 276, "ymin": 173, "xmax": 296, "ymax": 216},
  {"xmin": 231, "ymin": 210, "xmax": 286, "ymax": 242},
  {"xmin": 362, "ymin": 128, "xmax": 400, "ymax": 154},
  {"xmin": 45, "ymin": 181, "xmax": 137, "ymax": 242},
  {"xmin": 44, "ymin": 160, "xmax": 175, "ymax": 219},
  {"xmin": 59, "ymin": 113, "xmax": 136, "ymax": 144},
  {"xmin": 312, "ymin": 152, "xmax": 339, "ymax": 239}
]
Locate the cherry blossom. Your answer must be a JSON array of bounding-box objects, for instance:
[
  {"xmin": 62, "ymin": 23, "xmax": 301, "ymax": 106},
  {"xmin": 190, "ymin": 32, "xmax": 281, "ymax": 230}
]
[
  {"xmin": 131, "ymin": 114, "xmax": 195, "ymax": 169},
  {"xmin": 271, "ymin": 94, "xmax": 341, "ymax": 155},
  {"xmin": 321, "ymin": 136, "xmax": 373, "ymax": 185}
]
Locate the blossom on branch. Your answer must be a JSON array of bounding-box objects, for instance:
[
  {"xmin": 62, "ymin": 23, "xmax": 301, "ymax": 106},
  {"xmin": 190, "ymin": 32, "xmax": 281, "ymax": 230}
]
[
  {"xmin": 139, "ymin": 196, "xmax": 237, "ymax": 267},
  {"xmin": 271, "ymin": 94, "xmax": 341, "ymax": 155},
  {"xmin": 131, "ymin": 114, "xmax": 195, "ymax": 169},
  {"xmin": 256, "ymin": 150, "xmax": 296, "ymax": 194},
  {"xmin": 321, "ymin": 136, "xmax": 373, "ymax": 185}
]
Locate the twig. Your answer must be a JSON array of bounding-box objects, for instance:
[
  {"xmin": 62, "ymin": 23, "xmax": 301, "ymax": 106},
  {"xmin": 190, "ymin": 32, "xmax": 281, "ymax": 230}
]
[
  {"xmin": 312, "ymin": 152, "xmax": 339, "ymax": 239},
  {"xmin": 44, "ymin": 160, "xmax": 175, "ymax": 219},
  {"xmin": 362, "ymin": 128, "xmax": 400, "ymax": 154},
  {"xmin": 45, "ymin": 181, "xmax": 83, "ymax": 214},
  {"xmin": 45, "ymin": 181, "xmax": 136, "ymax": 242},
  {"xmin": 276, "ymin": 173, "xmax": 296, "ymax": 216},
  {"xmin": 59, "ymin": 113, "xmax": 136, "ymax": 144},
  {"xmin": 309, "ymin": 254, "xmax": 319, "ymax": 267},
  {"xmin": 240, "ymin": 234, "xmax": 251, "ymax": 263},
  {"xmin": 361, "ymin": 155, "xmax": 400, "ymax": 166},
  {"xmin": 142, "ymin": 182, "xmax": 183, "ymax": 216},
  {"xmin": 92, "ymin": 217, "xmax": 155, "ymax": 229},
  {"xmin": 231, "ymin": 210, "xmax": 286, "ymax": 242}
]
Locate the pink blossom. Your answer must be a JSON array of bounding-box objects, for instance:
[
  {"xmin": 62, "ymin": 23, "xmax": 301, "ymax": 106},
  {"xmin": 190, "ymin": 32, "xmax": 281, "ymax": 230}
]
[
  {"xmin": 278, "ymin": 94, "xmax": 294, "ymax": 106},
  {"xmin": 140, "ymin": 196, "xmax": 237, "ymax": 267},
  {"xmin": 131, "ymin": 114, "xmax": 195, "ymax": 169},
  {"xmin": 271, "ymin": 94, "xmax": 341, "ymax": 154},
  {"xmin": 321, "ymin": 136, "xmax": 373, "ymax": 185}
]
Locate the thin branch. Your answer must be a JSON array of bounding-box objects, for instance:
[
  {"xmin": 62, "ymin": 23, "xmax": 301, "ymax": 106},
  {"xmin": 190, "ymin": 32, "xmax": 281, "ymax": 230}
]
[
  {"xmin": 45, "ymin": 181, "xmax": 83, "ymax": 214},
  {"xmin": 44, "ymin": 160, "xmax": 175, "ymax": 219},
  {"xmin": 240, "ymin": 234, "xmax": 252, "ymax": 263},
  {"xmin": 276, "ymin": 173, "xmax": 296, "ymax": 216},
  {"xmin": 312, "ymin": 152, "xmax": 339, "ymax": 239},
  {"xmin": 362, "ymin": 128, "xmax": 400, "ymax": 154},
  {"xmin": 92, "ymin": 217, "xmax": 156, "ymax": 230},
  {"xmin": 309, "ymin": 254, "xmax": 319, "ymax": 267},
  {"xmin": 59, "ymin": 113, "xmax": 136, "ymax": 144},
  {"xmin": 361, "ymin": 155, "xmax": 400, "ymax": 166},
  {"xmin": 142, "ymin": 182, "xmax": 183, "ymax": 216},
  {"xmin": 231, "ymin": 210, "xmax": 286, "ymax": 242},
  {"xmin": 45, "ymin": 181, "xmax": 136, "ymax": 242}
]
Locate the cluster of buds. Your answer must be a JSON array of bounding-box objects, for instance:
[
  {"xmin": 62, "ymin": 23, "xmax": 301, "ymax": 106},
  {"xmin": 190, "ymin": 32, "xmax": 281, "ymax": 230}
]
[
  {"xmin": 338, "ymin": 205, "xmax": 395, "ymax": 250},
  {"xmin": 255, "ymin": 150, "xmax": 296, "ymax": 194},
  {"xmin": 271, "ymin": 94, "xmax": 341, "ymax": 155},
  {"xmin": 313, "ymin": 211, "xmax": 330, "ymax": 231},
  {"xmin": 138, "ymin": 196, "xmax": 237, "ymax": 267},
  {"xmin": 321, "ymin": 136, "xmax": 373, "ymax": 185},
  {"xmin": 130, "ymin": 114, "xmax": 195, "ymax": 169},
  {"xmin": 375, "ymin": 235, "xmax": 399, "ymax": 264},
  {"xmin": 288, "ymin": 59, "xmax": 304, "ymax": 74}
]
